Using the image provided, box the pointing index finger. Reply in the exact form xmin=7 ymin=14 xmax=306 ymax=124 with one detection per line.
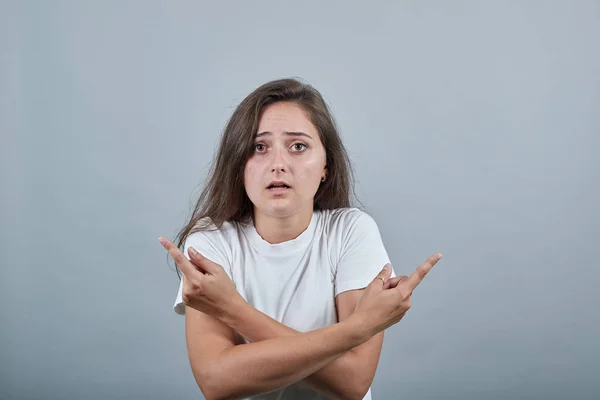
xmin=158 ymin=237 xmax=194 ymax=278
xmin=405 ymin=253 xmax=443 ymax=291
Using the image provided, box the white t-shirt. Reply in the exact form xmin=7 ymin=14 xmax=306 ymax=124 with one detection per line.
xmin=173 ymin=207 xmax=395 ymax=400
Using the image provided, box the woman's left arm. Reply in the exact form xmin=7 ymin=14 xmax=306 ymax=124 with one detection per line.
xmin=221 ymin=288 xmax=385 ymax=400
xmin=182 ymin=240 xmax=390 ymax=400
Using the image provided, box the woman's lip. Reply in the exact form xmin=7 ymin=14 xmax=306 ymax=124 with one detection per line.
xmin=266 ymin=187 xmax=291 ymax=194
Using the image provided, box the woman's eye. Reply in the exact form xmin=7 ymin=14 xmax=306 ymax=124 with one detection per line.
xmin=254 ymin=143 xmax=266 ymax=152
xmin=292 ymin=143 xmax=307 ymax=151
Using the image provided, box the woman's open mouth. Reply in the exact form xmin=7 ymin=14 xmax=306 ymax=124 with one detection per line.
xmin=267 ymin=183 xmax=291 ymax=194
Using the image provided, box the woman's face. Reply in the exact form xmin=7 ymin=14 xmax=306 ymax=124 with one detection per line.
xmin=243 ymin=101 xmax=327 ymax=218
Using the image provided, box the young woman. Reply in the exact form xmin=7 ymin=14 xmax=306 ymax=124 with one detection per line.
xmin=159 ymin=78 xmax=442 ymax=400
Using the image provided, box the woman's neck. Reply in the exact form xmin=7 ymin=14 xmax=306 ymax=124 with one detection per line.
xmin=253 ymin=207 xmax=313 ymax=244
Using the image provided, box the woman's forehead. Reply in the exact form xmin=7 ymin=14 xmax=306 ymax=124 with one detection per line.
xmin=257 ymin=102 xmax=316 ymax=133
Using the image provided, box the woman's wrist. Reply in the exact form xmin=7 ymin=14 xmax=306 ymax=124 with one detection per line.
xmin=219 ymin=295 xmax=251 ymax=328
xmin=344 ymin=311 xmax=378 ymax=344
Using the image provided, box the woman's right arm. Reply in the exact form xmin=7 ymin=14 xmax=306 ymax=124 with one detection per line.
xmin=185 ymin=305 xmax=373 ymax=400
xmin=158 ymin=236 xmax=372 ymax=399
xmin=160 ymin=236 xmax=441 ymax=399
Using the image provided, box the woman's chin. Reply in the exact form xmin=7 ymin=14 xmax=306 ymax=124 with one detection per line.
xmin=256 ymin=201 xmax=304 ymax=218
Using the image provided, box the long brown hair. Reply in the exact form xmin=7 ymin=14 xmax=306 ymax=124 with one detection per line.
xmin=173 ymin=78 xmax=359 ymax=274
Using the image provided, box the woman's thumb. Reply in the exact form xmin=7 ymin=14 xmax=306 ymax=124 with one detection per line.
xmin=382 ymin=263 xmax=392 ymax=277
xmin=373 ymin=263 xmax=392 ymax=286
xmin=188 ymin=247 xmax=219 ymax=274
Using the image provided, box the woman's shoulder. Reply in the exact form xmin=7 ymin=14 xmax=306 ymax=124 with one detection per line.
xmin=318 ymin=207 xmax=377 ymax=232
xmin=185 ymin=217 xmax=244 ymax=245
xmin=316 ymin=208 xmax=384 ymax=261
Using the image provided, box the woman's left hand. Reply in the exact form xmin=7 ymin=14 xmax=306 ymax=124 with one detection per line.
xmin=159 ymin=237 xmax=246 ymax=320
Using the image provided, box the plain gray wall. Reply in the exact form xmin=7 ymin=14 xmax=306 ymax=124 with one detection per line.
xmin=1 ymin=1 xmax=599 ymax=399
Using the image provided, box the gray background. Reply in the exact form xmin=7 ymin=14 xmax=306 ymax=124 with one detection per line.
xmin=1 ymin=1 xmax=599 ymax=399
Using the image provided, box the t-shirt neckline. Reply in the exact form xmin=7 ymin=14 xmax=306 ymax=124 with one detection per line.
xmin=247 ymin=211 xmax=319 ymax=255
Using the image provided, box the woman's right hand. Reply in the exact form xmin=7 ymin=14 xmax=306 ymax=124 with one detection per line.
xmin=158 ymin=236 xmax=247 ymax=321
xmin=353 ymin=253 xmax=443 ymax=336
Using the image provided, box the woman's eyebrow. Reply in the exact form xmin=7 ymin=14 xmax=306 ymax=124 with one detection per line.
xmin=254 ymin=131 xmax=313 ymax=140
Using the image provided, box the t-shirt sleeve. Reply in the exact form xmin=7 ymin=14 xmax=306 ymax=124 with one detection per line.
xmin=173 ymin=230 xmax=232 ymax=315
xmin=334 ymin=210 xmax=396 ymax=297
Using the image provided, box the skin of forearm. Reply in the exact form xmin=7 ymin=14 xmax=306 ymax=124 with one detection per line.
xmin=221 ymin=302 xmax=374 ymax=400
xmin=201 ymin=314 xmax=371 ymax=400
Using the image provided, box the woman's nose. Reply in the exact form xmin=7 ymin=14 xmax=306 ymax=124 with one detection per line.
xmin=270 ymin=148 xmax=287 ymax=172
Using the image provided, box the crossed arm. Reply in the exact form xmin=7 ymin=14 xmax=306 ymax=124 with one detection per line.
xmin=162 ymin=232 xmax=440 ymax=400
xmin=185 ymin=289 xmax=384 ymax=400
